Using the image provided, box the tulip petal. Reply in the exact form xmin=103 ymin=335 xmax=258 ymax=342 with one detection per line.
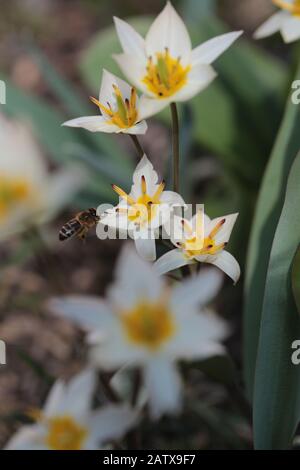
xmin=281 ymin=15 xmax=300 ymax=43
xmin=99 ymin=208 xmax=130 ymax=234
xmin=191 ymin=210 xmax=211 ymax=233
xmin=197 ymin=250 xmax=240 ymax=284
xmin=43 ymin=381 xmax=65 ymax=416
xmin=89 ymin=338 xmax=145 ymax=370
xmin=60 ymin=370 xmax=96 ymax=417
xmin=87 ymin=405 xmax=139 ymax=446
xmin=109 ymin=244 xmax=163 ymax=311
xmin=171 ymin=269 xmax=223 ymax=311
xmin=113 ymin=53 xmax=148 ymax=94
xmin=160 ymin=190 xmax=186 ymax=207
xmin=138 ymin=95 xmax=169 ymax=120
xmin=154 ymin=248 xmax=192 ymax=276
xmin=131 ymin=154 xmax=159 ymax=197
xmin=144 ymin=359 xmax=182 ymax=419
xmin=123 ymin=120 xmax=148 ymax=135
xmin=253 ymin=11 xmax=287 ymax=39
xmin=208 ymin=212 xmax=238 ymax=245
xmin=145 ymin=2 xmax=191 ymax=64
xmin=192 ymin=31 xmax=243 ymax=65
xmin=166 ymin=310 xmax=228 ymax=360
xmin=99 ymin=69 xmax=132 ymax=105
xmin=134 ymin=233 xmax=157 ymax=261
xmin=5 ymin=425 xmax=44 ymax=450
xmin=174 ymin=64 xmax=217 ymax=102
xmin=48 ymin=295 xmax=113 ymax=330
xmin=113 ymin=16 xmax=146 ymax=61
xmin=62 ymin=116 xmax=119 ymax=133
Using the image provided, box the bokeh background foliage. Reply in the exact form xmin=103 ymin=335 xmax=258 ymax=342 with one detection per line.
xmin=1 ymin=0 xmax=300 ymax=449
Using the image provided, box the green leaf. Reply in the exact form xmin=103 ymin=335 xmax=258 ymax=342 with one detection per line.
xmin=243 ymin=65 xmax=300 ymax=399
xmin=190 ymin=17 xmax=287 ymax=185
xmin=197 ymin=354 xmax=237 ymax=386
xmin=253 ymin=151 xmax=300 ymax=449
xmin=3 ymin=78 xmax=83 ymax=165
xmin=29 ymin=45 xmax=92 ymax=117
xmin=66 ymin=143 xmax=132 ymax=188
xmin=182 ymin=0 xmax=216 ymax=22
xmin=2 ymin=78 xmax=132 ymax=202
xmin=27 ymin=47 xmax=132 ymax=171
xmin=17 ymin=347 xmax=54 ymax=385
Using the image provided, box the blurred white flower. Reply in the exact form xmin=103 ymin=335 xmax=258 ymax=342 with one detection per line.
xmin=155 ymin=211 xmax=240 ymax=284
xmin=113 ymin=2 xmax=242 ymax=118
xmin=254 ymin=0 xmax=300 ymax=43
xmin=0 ymin=113 xmax=83 ymax=241
xmin=49 ymin=245 xmax=228 ymax=420
xmin=99 ymin=155 xmax=185 ymax=261
xmin=5 ymin=370 xmax=138 ymax=450
xmin=63 ymin=70 xmax=147 ymax=135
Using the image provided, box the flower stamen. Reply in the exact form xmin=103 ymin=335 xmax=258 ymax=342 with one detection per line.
xmin=90 ymin=84 xmax=139 ymax=128
xmin=112 ymin=177 xmax=165 ymax=226
xmin=208 ymin=218 xmax=225 ymax=239
xmin=152 ymin=180 xmax=165 ymax=200
xmin=0 ymin=175 xmax=31 ymax=219
xmin=90 ymin=96 xmax=113 ymax=117
xmin=273 ymin=0 xmax=300 ymax=16
xmin=26 ymin=408 xmax=87 ymax=450
xmin=112 ymin=184 xmax=135 ymax=205
xmin=142 ymin=48 xmax=191 ymax=99
xmin=121 ymin=297 xmax=175 ymax=350
xmin=46 ymin=416 xmax=87 ymax=451
xmin=141 ymin=175 xmax=147 ymax=194
xmin=179 ymin=218 xmax=228 ymax=258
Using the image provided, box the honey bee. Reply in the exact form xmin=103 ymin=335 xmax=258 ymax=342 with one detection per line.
xmin=59 ymin=208 xmax=100 ymax=242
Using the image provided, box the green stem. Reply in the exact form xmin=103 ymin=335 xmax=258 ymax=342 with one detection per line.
xmin=170 ymin=102 xmax=180 ymax=193
xmin=129 ymin=134 xmax=144 ymax=159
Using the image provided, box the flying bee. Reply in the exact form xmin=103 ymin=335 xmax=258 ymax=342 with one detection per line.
xmin=59 ymin=208 xmax=100 ymax=242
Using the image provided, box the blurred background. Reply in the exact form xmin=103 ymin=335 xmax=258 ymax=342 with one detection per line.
xmin=0 ymin=0 xmax=295 ymax=449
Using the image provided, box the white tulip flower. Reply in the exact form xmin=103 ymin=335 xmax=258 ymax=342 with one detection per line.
xmin=99 ymin=154 xmax=185 ymax=261
xmin=0 ymin=113 xmax=83 ymax=241
xmin=63 ymin=69 xmax=147 ymax=135
xmin=5 ymin=370 xmax=138 ymax=450
xmin=113 ymin=2 xmax=242 ymax=118
xmin=155 ymin=211 xmax=240 ymax=284
xmin=254 ymin=1 xmax=300 ymax=43
xmin=49 ymin=245 xmax=228 ymax=420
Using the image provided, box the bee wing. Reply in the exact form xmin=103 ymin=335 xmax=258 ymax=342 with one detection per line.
xmin=77 ymin=227 xmax=88 ymax=242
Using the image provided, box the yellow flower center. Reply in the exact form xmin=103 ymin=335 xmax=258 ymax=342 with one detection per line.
xmin=142 ymin=48 xmax=191 ymax=99
xmin=273 ymin=0 xmax=300 ymax=16
xmin=178 ymin=217 xmax=227 ymax=259
xmin=112 ymin=176 xmax=165 ymax=227
xmin=0 ymin=175 xmax=31 ymax=220
xmin=121 ymin=298 xmax=175 ymax=350
xmin=90 ymin=85 xmax=138 ymax=129
xmin=45 ymin=415 xmax=88 ymax=451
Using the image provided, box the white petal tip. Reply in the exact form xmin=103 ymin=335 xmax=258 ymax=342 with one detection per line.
xmin=61 ymin=119 xmax=78 ymax=128
xmin=235 ymin=30 xmax=244 ymax=38
xmin=253 ymin=31 xmax=265 ymax=40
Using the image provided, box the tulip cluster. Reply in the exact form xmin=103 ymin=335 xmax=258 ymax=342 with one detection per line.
xmin=6 ymin=2 xmax=244 ymax=450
